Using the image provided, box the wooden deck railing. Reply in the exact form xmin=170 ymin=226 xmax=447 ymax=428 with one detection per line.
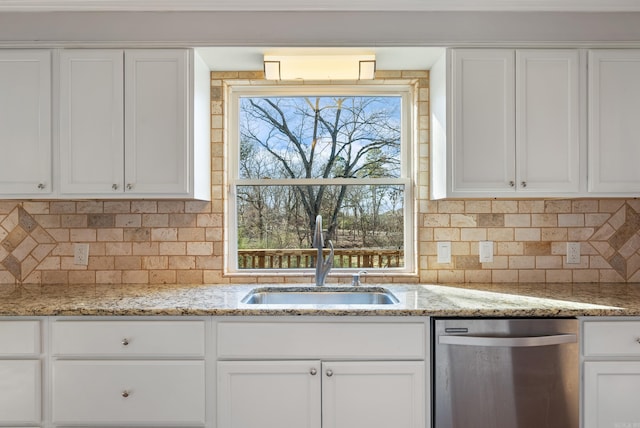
xmin=238 ymin=248 xmax=404 ymax=269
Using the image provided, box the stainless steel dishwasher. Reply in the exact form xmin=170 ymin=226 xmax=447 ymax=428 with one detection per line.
xmin=433 ymin=318 xmax=579 ymax=428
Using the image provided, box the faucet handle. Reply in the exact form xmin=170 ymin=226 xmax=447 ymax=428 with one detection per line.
xmin=351 ymin=270 xmax=367 ymax=286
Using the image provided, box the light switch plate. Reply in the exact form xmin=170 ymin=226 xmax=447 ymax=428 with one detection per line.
xmin=437 ymin=242 xmax=451 ymax=264
xmin=479 ymin=241 xmax=494 ymax=263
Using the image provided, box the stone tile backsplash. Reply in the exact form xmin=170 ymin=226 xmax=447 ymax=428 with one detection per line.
xmin=0 ymin=70 xmax=638 ymax=285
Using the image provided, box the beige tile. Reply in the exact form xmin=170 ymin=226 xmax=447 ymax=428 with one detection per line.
xmin=518 ymin=270 xmax=546 ymax=282
xmin=509 ymin=256 xmax=535 ymax=269
xmin=123 ymin=270 xmax=149 ymax=284
xmin=546 ymin=270 xmax=573 ymax=282
xmin=169 ymin=256 xmax=196 ymax=270
xmin=515 ymin=228 xmax=541 ymax=241
xmin=149 ymin=270 xmax=176 ymax=284
xmin=558 ymin=214 xmax=585 ymax=227
xmin=460 ymin=228 xmax=487 ymax=241
xmin=177 ymin=270 xmax=204 ymax=284
xmin=536 ymin=256 xmax=563 ymax=269
xmin=505 ymin=214 xmax=531 ymax=227
xmin=492 ymin=270 xmax=519 ymax=283
xmin=464 ymin=270 xmax=492 ymax=283
xmin=187 ymin=242 xmax=214 ymax=256
xmin=572 ymin=269 xmax=600 ymax=283
xmin=159 ymin=242 xmax=186 ymax=256
xmin=151 ymin=228 xmax=178 ymax=242
xmin=96 ymin=270 xmax=122 ymax=284
xmin=97 ymin=229 xmax=124 ymax=242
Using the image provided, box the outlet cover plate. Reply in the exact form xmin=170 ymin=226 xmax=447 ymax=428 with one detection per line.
xmin=567 ymin=242 xmax=581 ymax=264
xmin=74 ymin=243 xmax=90 ymax=266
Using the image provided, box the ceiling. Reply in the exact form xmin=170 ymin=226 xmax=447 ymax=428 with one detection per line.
xmin=2 ymin=0 xmax=640 ymax=11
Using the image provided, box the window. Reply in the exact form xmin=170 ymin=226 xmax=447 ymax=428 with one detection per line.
xmin=228 ymin=84 xmax=415 ymax=274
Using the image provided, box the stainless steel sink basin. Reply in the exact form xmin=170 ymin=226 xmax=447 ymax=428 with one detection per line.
xmin=241 ymin=287 xmax=399 ymax=305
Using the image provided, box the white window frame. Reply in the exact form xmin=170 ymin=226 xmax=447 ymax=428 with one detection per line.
xmin=226 ymin=83 xmax=416 ymax=276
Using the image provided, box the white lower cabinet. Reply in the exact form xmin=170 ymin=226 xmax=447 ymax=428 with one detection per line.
xmin=216 ymin=318 xmax=428 ymax=428
xmin=218 ymin=360 xmax=424 ymax=428
xmin=0 ymin=320 xmax=42 ymax=427
xmin=582 ymin=319 xmax=640 ymax=428
xmin=50 ymin=318 xmax=207 ymax=427
xmin=218 ymin=360 xmax=322 ymax=428
xmin=0 ymin=360 xmax=41 ymax=425
xmin=52 ymin=360 xmax=205 ymax=425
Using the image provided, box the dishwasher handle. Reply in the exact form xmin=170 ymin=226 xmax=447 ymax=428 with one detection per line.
xmin=438 ymin=333 xmax=577 ymax=348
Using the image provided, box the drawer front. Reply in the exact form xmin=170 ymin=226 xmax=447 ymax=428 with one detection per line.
xmin=217 ymin=321 xmax=426 ymax=359
xmin=0 ymin=360 xmax=41 ymax=424
xmin=52 ymin=320 xmax=205 ymax=357
xmin=0 ymin=321 xmax=40 ymax=355
xmin=52 ymin=360 xmax=205 ymax=425
xmin=583 ymin=321 xmax=640 ymax=357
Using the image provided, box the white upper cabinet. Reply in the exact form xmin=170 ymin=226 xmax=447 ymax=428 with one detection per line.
xmin=59 ymin=50 xmax=124 ymax=195
xmin=59 ymin=48 xmax=211 ymax=200
xmin=588 ymin=50 xmax=640 ymax=195
xmin=431 ymin=48 xmax=584 ymax=198
xmin=124 ymin=50 xmax=189 ymax=196
xmin=516 ymin=50 xmax=582 ymax=194
xmin=0 ymin=50 xmax=52 ymax=197
xmin=450 ymin=49 xmax=516 ymax=195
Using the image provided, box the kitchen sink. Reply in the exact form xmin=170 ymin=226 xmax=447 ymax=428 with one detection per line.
xmin=241 ymin=287 xmax=399 ymax=305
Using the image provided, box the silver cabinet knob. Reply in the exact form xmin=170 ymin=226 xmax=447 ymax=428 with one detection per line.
xmin=112 ymin=184 xmax=119 ymax=190
xmin=121 ymin=390 xmax=130 ymax=398
xmin=521 ymin=181 xmax=527 ymax=188
xmin=310 ymin=368 xmax=317 ymax=376
xmin=37 ymin=183 xmax=46 ymax=190
xmin=636 ymin=337 xmax=640 ymax=344
xmin=509 ymin=181 xmax=515 ymax=187
xmin=126 ymin=183 xmax=133 ymax=190
xmin=121 ymin=338 xmax=129 ymax=346
xmin=326 ymin=369 xmax=333 ymax=377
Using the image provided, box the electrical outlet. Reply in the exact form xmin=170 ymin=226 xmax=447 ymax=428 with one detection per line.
xmin=437 ymin=242 xmax=452 ymax=264
xmin=567 ymin=242 xmax=581 ymax=264
xmin=74 ymin=243 xmax=90 ymax=266
xmin=479 ymin=241 xmax=494 ymax=263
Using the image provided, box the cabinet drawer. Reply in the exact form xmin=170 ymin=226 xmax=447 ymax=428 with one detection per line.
xmin=583 ymin=321 xmax=640 ymax=357
xmin=0 ymin=321 xmax=40 ymax=355
xmin=0 ymin=360 xmax=41 ymax=424
xmin=52 ymin=360 xmax=205 ymax=425
xmin=217 ymin=321 xmax=426 ymax=359
xmin=52 ymin=320 xmax=205 ymax=357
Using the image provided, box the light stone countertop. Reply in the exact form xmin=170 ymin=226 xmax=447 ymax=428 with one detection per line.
xmin=0 ymin=282 xmax=638 ymax=317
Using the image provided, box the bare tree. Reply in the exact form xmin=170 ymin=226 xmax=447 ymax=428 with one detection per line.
xmin=239 ymin=96 xmax=400 ymax=247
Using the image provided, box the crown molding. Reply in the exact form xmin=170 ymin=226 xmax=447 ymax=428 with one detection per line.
xmin=2 ymin=0 xmax=640 ymax=12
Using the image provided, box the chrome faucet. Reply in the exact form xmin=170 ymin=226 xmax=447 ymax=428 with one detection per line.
xmin=313 ymin=215 xmax=334 ymax=286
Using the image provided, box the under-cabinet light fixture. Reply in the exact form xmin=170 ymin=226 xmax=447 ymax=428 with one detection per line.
xmin=263 ymin=54 xmax=376 ymax=81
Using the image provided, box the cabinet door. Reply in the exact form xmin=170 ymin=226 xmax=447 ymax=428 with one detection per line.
xmin=584 ymin=361 xmax=640 ymax=428
xmin=0 ymin=360 xmax=41 ymax=424
xmin=124 ymin=49 xmax=189 ymax=196
xmin=217 ymin=360 xmax=321 ymax=428
xmin=0 ymin=50 xmax=51 ymax=196
xmin=516 ymin=50 xmax=582 ymax=193
xmin=322 ymin=361 xmax=425 ymax=428
xmin=450 ymin=49 xmax=515 ymax=194
xmin=59 ymin=49 xmax=125 ymax=195
xmin=589 ymin=50 xmax=640 ymax=194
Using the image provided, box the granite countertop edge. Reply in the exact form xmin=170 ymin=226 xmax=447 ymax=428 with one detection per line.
xmin=0 ymin=282 xmax=638 ymax=317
